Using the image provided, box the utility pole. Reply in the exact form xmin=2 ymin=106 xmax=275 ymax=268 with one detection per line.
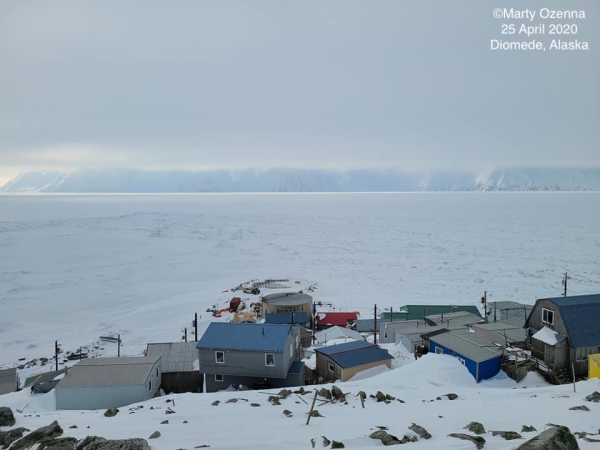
xmin=390 ymin=306 xmax=393 ymax=322
xmin=562 ymin=272 xmax=570 ymax=297
xmin=55 ymin=340 xmax=59 ymax=371
xmin=481 ymin=291 xmax=487 ymax=324
xmin=118 ymin=334 xmax=121 ymax=357
xmin=184 ymin=328 xmax=188 ymax=342
xmin=194 ymin=313 xmax=198 ymax=341
xmin=493 ymin=301 xmax=497 ymax=323
xmin=374 ymin=304 xmax=378 ymax=344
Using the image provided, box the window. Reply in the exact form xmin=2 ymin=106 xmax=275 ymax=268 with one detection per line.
xmin=435 ymin=347 xmax=444 ymax=354
xmin=149 ymin=380 xmax=152 ymax=391
xmin=328 ymin=363 xmax=335 ymax=373
xmin=265 ymin=353 xmax=275 ymax=366
xmin=542 ymin=308 xmax=554 ymax=325
xmin=215 ymin=351 xmax=224 ymax=363
xmin=215 ymin=374 xmax=223 ymax=382
xmin=457 ymin=357 xmax=466 ymax=365
xmin=156 ymin=368 xmax=158 ymax=377
xmin=384 ymin=331 xmax=388 ymax=339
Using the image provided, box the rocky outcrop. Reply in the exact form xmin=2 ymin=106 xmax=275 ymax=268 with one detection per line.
xmin=1 ymin=427 xmax=30 ymax=449
xmin=0 ymin=408 xmax=15 ymax=427
xmin=522 ymin=426 xmax=537 ymax=433
xmin=584 ymin=391 xmax=600 ymax=403
xmin=9 ymin=421 xmax=63 ymax=450
xmin=490 ymin=431 xmax=522 ymax=440
xmin=517 ymin=426 xmax=579 ymax=450
xmin=75 ymin=437 xmax=150 ymax=450
xmin=148 ymin=432 xmax=160 ymax=440
xmin=38 ymin=437 xmax=78 ymax=450
xmin=103 ymin=408 xmax=119 ymax=418
xmin=464 ymin=422 xmax=486 ymax=435
xmin=449 ymin=433 xmax=486 ymax=449
xmin=409 ymin=423 xmax=431 ymax=439
xmin=568 ymin=405 xmax=589 ymax=411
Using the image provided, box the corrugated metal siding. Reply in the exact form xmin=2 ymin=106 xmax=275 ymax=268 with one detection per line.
xmin=196 ymin=323 xmax=291 ymax=351
xmin=558 ymin=304 xmax=600 ymax=348
xmin=315 ymin=341 xmax=392 ymax=369
xmin=146 ymin=342 xmax=198 ymax=373
xmin=429 ymin=331 xmax=501 ymax=363
xmin=264 ymin=312 xmax=309 ymax=325
xmin=0 ymin=368 xmax=17 ymax=395
xmin=425 ymin=311 xmax=483 ymax=330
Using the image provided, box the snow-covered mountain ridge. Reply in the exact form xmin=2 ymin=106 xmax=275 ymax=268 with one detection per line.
xmin=2 ymin=168 xmax=600 ymax=193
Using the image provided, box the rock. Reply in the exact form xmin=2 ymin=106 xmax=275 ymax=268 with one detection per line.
xmin=268 ymin=396 xmax=281 ymax=406
xmin=194 ymin=446 xmax=210 ymax=448
xmin=318 ymin=388 xmax=331 ymax=400
xmin=444 ymin=393 xmax=459 ymax=400
xmin=165 ymin=407 xmax=175 ymax=414
xmin=0 ymin=408 xmax=16 ymax=427
xmin=385 ymin=394 xmax=395 ymax=401
xmin=310 ymin=438 xmax=316 ymax=448
xmin=409 ymin=423 xmax=432 ymax=439
xmin=399 ymin=435 xmax=418 ymax=444
xmin=464 ymin=422 xmax=486 ymax=435
xmin=368 ymin=431 xmax=402 ymax=446
xmin=283 ymin=410 xmax=293 ymax=417
xmin=584 ymin=391 xmax=600 ymax=402
xmin=10 ymin=421 xmax=63 ymax=450
xmin=226 ymin=398 xmax=238 ymax=403
xmin=331 ymin=385 xmax=343 ymax=399
xmin=517 ymin=426 xmax=579 ymax=450
xmin=211 ymin=401 xmax=220 ymax=406
xmin=331 ymin=441 xmax=344 ymax=449
xmin=375 ymin=391 xmax=386 ymax=402
xmin=357 ymin=391 xmax=367 ymax=400
xmin=569 ymin=405 xmax=590 ymax=411
xmin=160 ymin=420 xmax=168 ymax=425
xmin=103 ymin=408 xmax=119 ymax=418
xmin=75 ymin=437 xmax=150 ymax=450
xmin=491 ymin=431 xmax=522 ymax=440
xmin=522 ymin=426 xmax=537 ymax=433
xmin=279 ymin=389 xmax=292 ymax=398
xmin=449 ymin=433 xmax=486 ymax=449
xmin=183 ymin=421 xmax=188 ymax=424
xmin=38 ymin=437 xmax=78 ymax=450
xmin=321 ymin=436 xmax=331 ymax=447
xmin=309 ymin=410 xmax=323 ymax=418
xmin=69 ymin=426 xmax=78 ymax=429
xmin=583 ymin=436 xmax=600 ymax=443
xmin=545 ymin=424 xmax=571 ymax=433
xmin=148 ymin=432 xmax=160 ymax=440
xmin=0 ymin=428 xmax=30 ymax=448
xmin=250 ymin=403 xmax=260 ymax=407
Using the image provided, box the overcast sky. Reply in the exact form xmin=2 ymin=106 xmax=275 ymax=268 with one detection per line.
xmin=0 ymin=1 xmax=598 ymax=184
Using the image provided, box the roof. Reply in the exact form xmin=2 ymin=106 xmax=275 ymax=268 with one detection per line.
xmin=430 ymin=330 xmax=502 ymax=363
xmin=196 ymin=322 xmax=292 ymax=352
xmin=288 ymin=360 xmax=305 ymax=374
xmin=425 ymin=311 xmax=483 ymax=330
xmin=532 ymin=327 xmax=567 ymax=346
xmin=526 ymin=294 xmax=600 ymax=348
xmin=262 ymin=292 xmax=313 ymax=306
xmin=316 ymin=312 xmax=359 ymax=327
xmin=264 ymin=312 xmax=309 ymax=325
xmin=314 ymin=326 xmax=364 ymax=344
xmin=146 ymin=342 xmax=198 ymax=373
xmin=386 ymin=324 xmax=446 ymax=342
xmin=55 ymin=356 xmax=160 ymax=389
xmin=356 ymin=318 xmax=405 ymax=332
xmin=396 ymin=305 xmax=483 ymax=320
xmin=471 ymin=322 xmax=527 ymax=345
xmin=379 ymin=312 xmax=409 ymax=320
xmin=315 ymin=340 xmax=392 ymax=369
xmin=23 ymin=368 xmax=67 ymax=388
xmin=0 ymin=368 xmax=18 ymax=395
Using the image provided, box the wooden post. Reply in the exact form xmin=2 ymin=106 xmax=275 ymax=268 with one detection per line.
xmin=360 ymin=394 xmax=365 ymax=409
xmin=118 ymin=334 xmax=121 ymax=357
xmin=195 ymin=312 xmax=198 ymax=341
xmin=374 ymin=304 xmax=378 ymax=344
xmin=572 ymin=362 xmax=576 ymax=393
xmin=184 ymin=328 xmax=188 ymax=342
xmin=306 ymin=390 xmax=319 ymax=425
xmin=55 ymin=340 xmax=59 ymax=371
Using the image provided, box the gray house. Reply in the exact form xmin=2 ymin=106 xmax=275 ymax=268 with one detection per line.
xmin=425 ymin=311 xmax=483 ymax=331
xmin=379 ymin=321 xmax=446 ymax=353
xmin=197 ymin=322 xmax=304 ymax=393
xmin=0 ymin=368 xmax=18 ymax=395
xmin=55 ymin=356 xmax=162 ymax=410
xmin=525 ymin=294 xmax=600 ymax=379
xmin=146 ymin=342 xmax=203 ymax=393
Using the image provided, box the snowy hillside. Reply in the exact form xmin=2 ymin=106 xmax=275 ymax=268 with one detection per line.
xmin=3 ymin=168 xmax=600 ymax=193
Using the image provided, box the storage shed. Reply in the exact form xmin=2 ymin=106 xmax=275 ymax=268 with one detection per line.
xmin=146 ymin=342 xmax=202 ymax=393
xmin=314 ymin=340 xmax=392 ymax=382
xmin=262 ymin=292 xmax=313 ymax=322
xmin=55 ymin=356 xmax=161 ymax=410
xmin=429 ymin=330 xmax=502 ymax=382
xmin=0 ymin=368 xmax=18 ymax=395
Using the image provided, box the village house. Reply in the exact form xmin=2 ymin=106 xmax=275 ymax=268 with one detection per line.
xmin=487 ymin=301 xmax=532 ymax=323
xmin=197 ymin=322 xmax=304 ymax=392
xmin=425 ymin=311 xmax=483 ymax=331
xmin=0 ymin=368 xmax=18 ymax=395
xmin=314 ymin=326 xmax=364 ymax=344
xmin=55 ymin=356 xmax=162 ymax=410
xmin=146 ymin=341 xmax=203 ymax=393
xmin=428 ymin=330 xmax=502 ymax=382
xmin=379 ymin=321 xmax=446 ymax=353
xmin=471 ymin=321 xmax=527 ymax=346
xmin=525 ymin=293 xmax=600 ymax=379
xmin=314 ymin=340 xmax=393 ymax=382
xmin=315 ymin=311 xmax=359 ymax=330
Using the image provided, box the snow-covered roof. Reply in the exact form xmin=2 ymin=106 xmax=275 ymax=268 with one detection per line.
xmin=532 ymin=327 xmax=566 ymax=346
xmin=314 ymin=326 xmax=364 ymax=344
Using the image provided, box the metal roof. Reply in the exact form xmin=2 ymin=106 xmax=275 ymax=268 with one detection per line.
xmin=527 ymin=294 xmax=600 ymax=348
xmin=356 ymin=318 xmax=405 ymax=332
xmin=316 ymin=312 xmax=358 ymax=327
xmin=315 ymin=341 xmax=392 ymax=369
xmin=146 ymin=342 xmax=198 ymax=373
xmin=396 ymin=305 xmax=482 ymax=320
xmin=23 ymin=368 xmax=67 ymax=388
xmin=0 ymin=368 xmax=17 ymax=395
xmin=262 ymin=292 xmax=313 ymax=306
xmin=196 ymin=322 xmax=291 ymax=352
xmin=288 ymin=360 xmax=305 ymax=374
xmin=425 ymin=311 xmax=483 ymax=330
xmin=388 ymin=325 xmax=446 ymax=342
xmin=55 ymin=356 xmax=160 ymax=389
xmin=264 ymin=312 xmax=309 ymax=325
xmin=314 ymin=326 xmax=364 ymax=344
xmin=471 ymin=322 xmax=527 ymax=345
xmin=430 ymin=330 xmax=502 ymax=363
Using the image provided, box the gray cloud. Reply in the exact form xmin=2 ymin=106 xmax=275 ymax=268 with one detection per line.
xmin=0 ymin=0 xmax=598 ymax=183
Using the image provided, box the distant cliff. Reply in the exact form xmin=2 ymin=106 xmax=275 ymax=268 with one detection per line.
xmin=2 ymin=168 xmax=600 ymax=193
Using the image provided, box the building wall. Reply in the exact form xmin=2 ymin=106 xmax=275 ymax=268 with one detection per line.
xmin=205 ymin=369 xmax=305 ymax=393
xmin=589 ymin=354 xmax=600 ymax=379
xmin=341 ymin=359 xmax=391 ymax=382
xmin=527 ymin=300 xmax=568 ymax=337
xmin=477 ymin=356 xmax=502 ymax=381
xmin=262 ymin=301 xmax=312 ymax=322
xmin=429 ymin=341 xmax=501 ymax=382
xmin=315 ymin=353 xmax=342 ymax=383
xmin=161 ymin=372 xmax=203 ymax=394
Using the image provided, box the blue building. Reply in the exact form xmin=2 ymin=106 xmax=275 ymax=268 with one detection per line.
xmin=429 ymin=330 xmax=502 ymax=382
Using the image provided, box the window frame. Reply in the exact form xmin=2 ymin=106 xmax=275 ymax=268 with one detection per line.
xmin=265 ymin=353 xmax=275 ymax=366
xmin=435 ymin=347 xmax=444 ymax=354
xmin=542 ymin=308 xmax=554 ymax=325
xmin=328 ymin=363 xmax=335 ymax=373
xmin=215 ymin=351 xmax=224 ymax=364
xmin=215 ymin=374 xmax=223 ymax=382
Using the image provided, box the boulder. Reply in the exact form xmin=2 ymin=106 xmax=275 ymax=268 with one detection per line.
xmin=583 ymin=436 xmax=600 ymax=443
xmin=568 ymin=405 xmax=589 ymax=411
xmin=10 ymin=421 xmax=63 ymax=450
xmin=444 ymin=393 xmax=459 ymax=400
xmin=357 ymin=391 xmax=367 ymax=400
xmin=0 ymin=408 xmax=15 ymax=427
xmin=464 ymin=422 xmax=486 ymax=435
xmin=103 ymin=408 xmax=119 ymax=418
xmin=321 ymin=436 xmax=331 ymax=447
xmin=250 ymin=403 xmax=260 ymax=407
xmin=279 ymin=389 xmax=292 ymax=398
xmin=522 ymin=426 xmax=537 ymax=433
xmin=369 ymin=430 xmax=401 ymax=446
xmin=409 ymin=423 xmax=432 ymax=439
xmin=375 ymin=391 xmax=386 ymax=402
xmin=449 ymin=433 xmax=486 ymax=449
xmin=160 ymin=420 xmax=168 ymax=425
xmin=211 ymin=401 xmax=220 ymax=406
xmin=226 ymin=398 xmax=238 ymax=404
xmin=331 ymin=385 xmax=343 ymax=399
xmin=75 ymin=437 xmax=150 ymax=450
xmin=318 ymin=388 xmax=331 ymax=400
xmin=491 ymin=431 xmax=522 ymax=440
xmin=282 ymin=410 xmax=292 ymax=417
xmin=545 ymin=424 xmax=571 ymax=433
xmin=38 ymin=437 xmax=78 ymax=450
xmin=0 ymin=428 xmax=30 ymax=448
xmin=309 ymin=410 xmax=323 ymax=418
xmin=148 ymin=432 xmax=160 ymax=440
xmin=517 ymin=427 xmax=579 ymax=450
xmin=331 ymin=441 xmax=344 ymax=448
xmin=584 ymin=391 xmax=600 ymax=403
xmin=268 ymin=397 xmax=281 ymax=406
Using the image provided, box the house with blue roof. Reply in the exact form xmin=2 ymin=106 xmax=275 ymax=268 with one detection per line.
xmin=525 ymin=293 xmax=600 ymax=378
xmin=314 ymin=340 xmax=392 ymax=382
xmin=197 ymin=322 xmax=304 ymax=392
